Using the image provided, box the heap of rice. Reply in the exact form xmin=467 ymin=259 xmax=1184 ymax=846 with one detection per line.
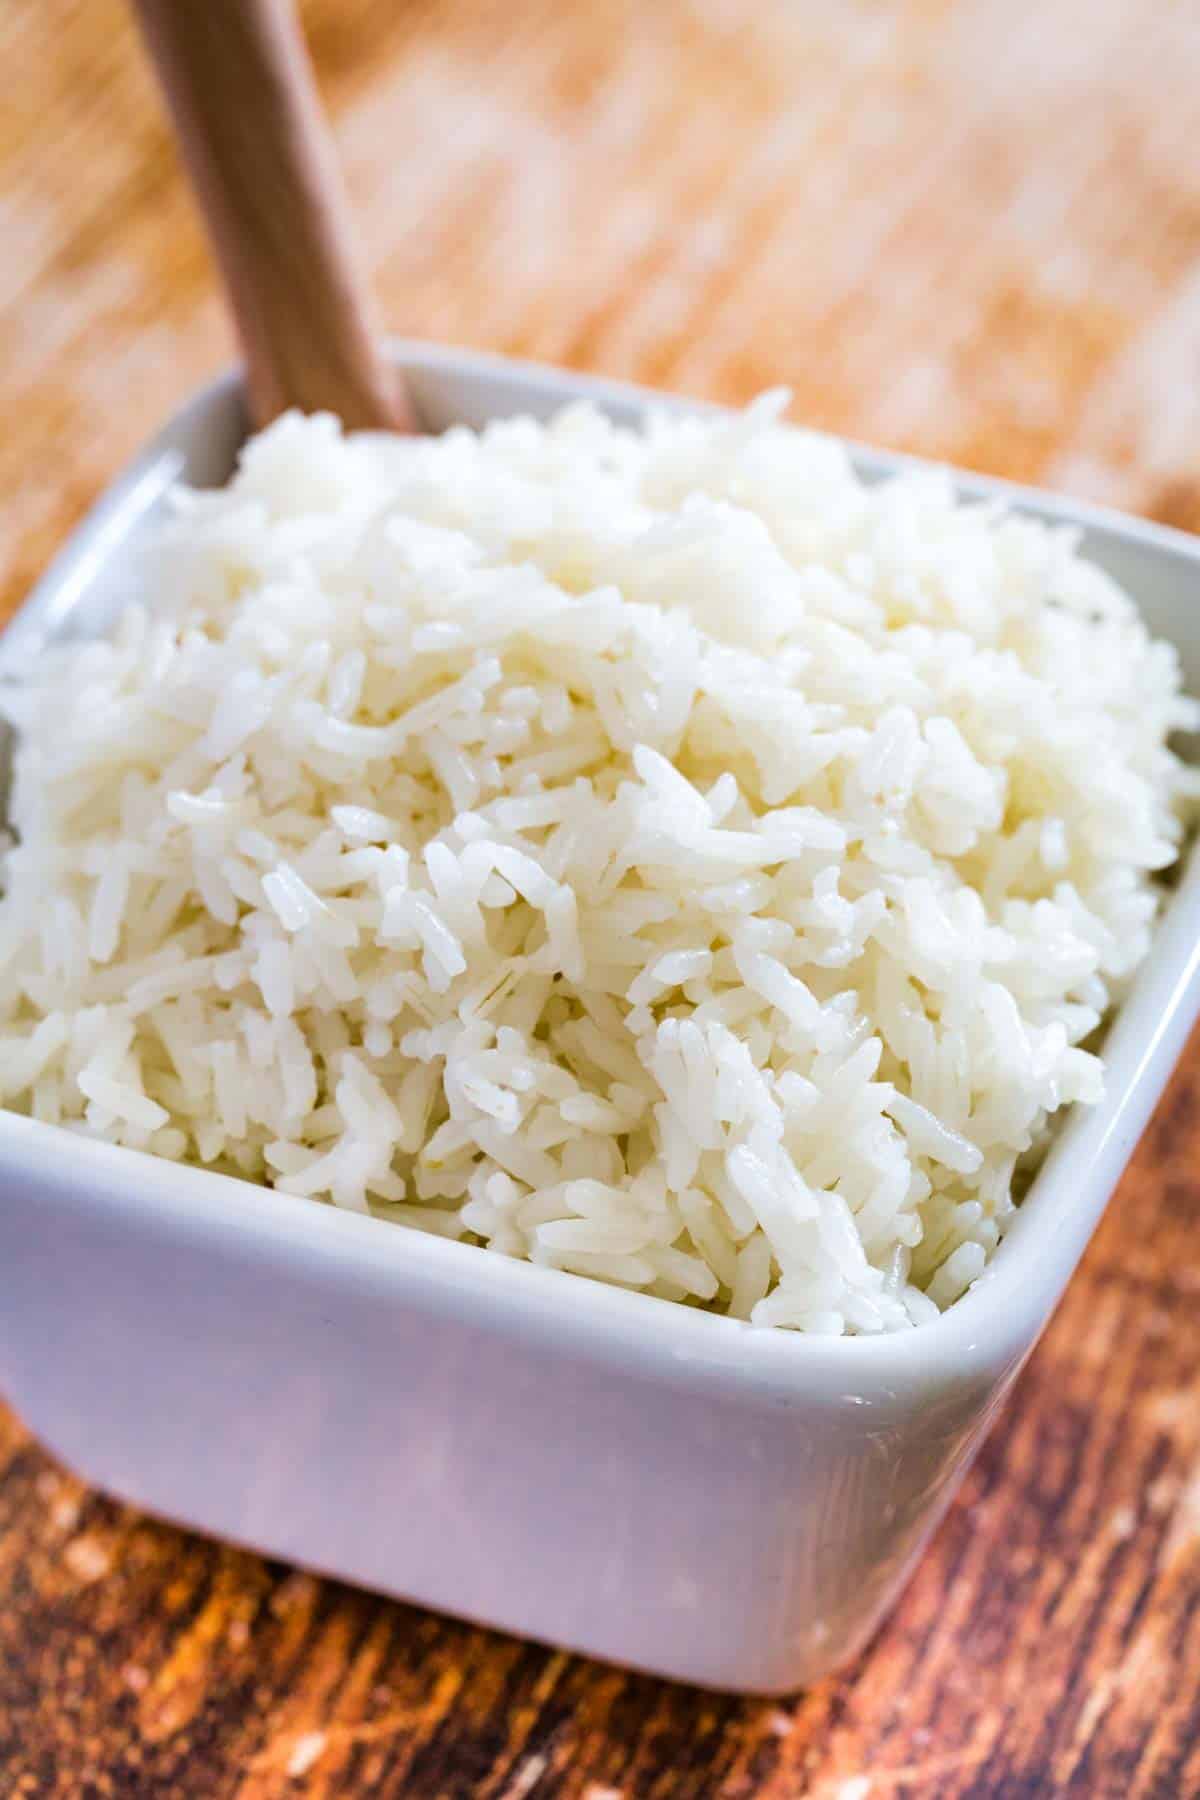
xmin=0 ymin=397 xmax=1193 ymax=1333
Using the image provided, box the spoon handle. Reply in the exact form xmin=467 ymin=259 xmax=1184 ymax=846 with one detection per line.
xmin=130 ymin=0 xmax=413 ymax=431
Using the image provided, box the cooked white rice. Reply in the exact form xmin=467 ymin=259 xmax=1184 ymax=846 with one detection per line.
xmin=0 ymin=396 xmax=1193 ymax=1333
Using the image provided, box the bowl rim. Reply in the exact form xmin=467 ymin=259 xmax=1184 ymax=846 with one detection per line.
xmin=3 ymin=337 xmax=1199 ymax=1396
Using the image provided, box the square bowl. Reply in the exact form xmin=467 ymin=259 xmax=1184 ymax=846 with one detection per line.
xmin=1 ymin=342 xmax=1198 ymax=1695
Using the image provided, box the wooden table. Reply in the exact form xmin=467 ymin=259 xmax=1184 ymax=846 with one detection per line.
xmin=2 ymin=1 xmax=1198 ymax=1793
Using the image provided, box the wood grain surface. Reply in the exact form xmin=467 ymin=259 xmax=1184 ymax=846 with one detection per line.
xmin=2 ymin=1 xmax=1199 ymax=1794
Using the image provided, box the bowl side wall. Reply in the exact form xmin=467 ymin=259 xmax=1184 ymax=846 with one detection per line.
xmin=0 ymin=1153 xmax=1013 ymax=1692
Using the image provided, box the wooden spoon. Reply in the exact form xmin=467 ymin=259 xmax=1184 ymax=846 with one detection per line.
xmin=130 ymin=0 xmax=414 ymax=432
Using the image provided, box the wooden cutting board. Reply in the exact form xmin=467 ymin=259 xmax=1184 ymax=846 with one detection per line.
xmin=0 ymin=0 xmax=1197 ymax=1793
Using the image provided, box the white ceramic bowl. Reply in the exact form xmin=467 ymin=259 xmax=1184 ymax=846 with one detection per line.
xmin=1 ymin=344 xmax=1198 ymax=1695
